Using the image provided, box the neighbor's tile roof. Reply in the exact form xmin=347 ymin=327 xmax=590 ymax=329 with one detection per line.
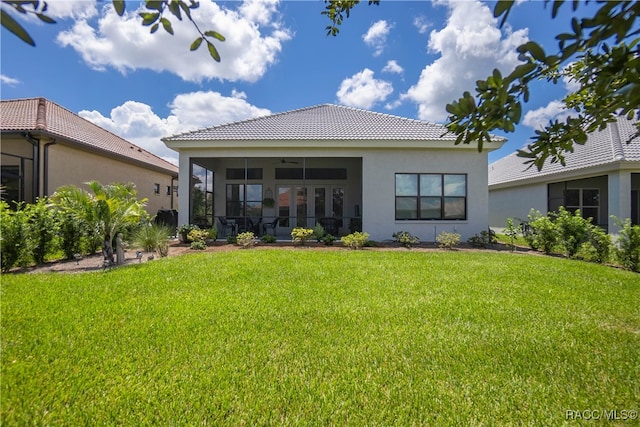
xmin=488 ymin=116 xmax=640 ymax=186
xmin=1 ymin=98 xmax=177 ymax=175
xmin=163 ymin=104 xmax=469 ymax=142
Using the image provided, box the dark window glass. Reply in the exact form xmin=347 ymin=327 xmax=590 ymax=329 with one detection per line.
xmin=226 ymin=168 xmax=263 ymax=180
xmin=395 ymin=173 xmax=466 ymax=220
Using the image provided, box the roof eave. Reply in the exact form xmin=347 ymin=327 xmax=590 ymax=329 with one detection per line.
xmin=489 ymin=159 xmax=640 ymax=190
xmin=163 ymin=138 xmax=507 ymax=152
xmin=16 ymin=130 xmax=178 ymax=177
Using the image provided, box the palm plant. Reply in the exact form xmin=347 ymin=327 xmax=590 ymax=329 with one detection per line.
xmin=51 ymin=181 xmax=148 ymax=258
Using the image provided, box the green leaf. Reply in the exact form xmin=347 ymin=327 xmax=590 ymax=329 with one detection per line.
xmin=160 ymin=17 xmax=173 ymax=34
xmin=179 ymin=1 xmax=193 ymax=19
xmin=493 ymin=0 xmax=513 ymax=18
xmin=445 ymin=102 xmax=459 ymax=115
xmin=168 ymin=1 xmax=182 ymax=20
xmin=521 ymin=41 xmax=546 ymax=62
xmin=190 ymin=37 xmax=203 ymax=51
xmin=139 ymin=12 xmax=159 ymax=25
xmin=150 ymin=22 xmax=159 ymax=33
xmin=207 ymin=40 xmax=221 ymax=62
xmin=508 ymin=63 xmax=536 ymax=81
xmin=145 ymin=1 xmax=164 ymax=11
xmin=35 ymin=13 xmax=56 ymax=24
xmin=112 ymin=0 xmax=125 ymax=16
xmin=551 ymin=0 xmax=563 ymax=19
xmin=204 ymin=30 xmax=225 ymax=41
xmin=1 ymin=9 xmax=35 ymax=46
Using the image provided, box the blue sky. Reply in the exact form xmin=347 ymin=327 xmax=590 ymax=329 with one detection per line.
xmin=1 ymin=0 xmax=591 ymax=165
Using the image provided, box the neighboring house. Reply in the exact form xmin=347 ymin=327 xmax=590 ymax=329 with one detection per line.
xmin=488 ymin=117 xmax=640 ymax=234
xmin=1 ymin=98 xmax=178 ymax=215
xmin=162 ymin=104 xmax=505 ymax=241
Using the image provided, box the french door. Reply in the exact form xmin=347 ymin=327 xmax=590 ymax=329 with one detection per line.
xmin=277 ymin=185 xmax=344 ymax=234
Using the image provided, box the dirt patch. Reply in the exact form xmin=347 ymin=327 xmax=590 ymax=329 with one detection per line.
xmin=8 ymin=240 xmax=533 ymax=274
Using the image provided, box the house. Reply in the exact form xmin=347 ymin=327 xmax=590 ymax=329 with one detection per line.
xmin=1 ymin=98 xmax=178 ymax=215
xmin=162 ymin=104 xmax=505 ymax=241
xmin=488 ymin=116 xmax=640 ymax=234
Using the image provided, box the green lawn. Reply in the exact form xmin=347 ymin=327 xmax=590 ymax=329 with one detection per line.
xmin=2 ymin=250 xmax=639 ymax=425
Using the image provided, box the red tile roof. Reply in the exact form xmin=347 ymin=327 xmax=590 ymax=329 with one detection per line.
xmin=1 ymin=98 xmax=177 ymax=175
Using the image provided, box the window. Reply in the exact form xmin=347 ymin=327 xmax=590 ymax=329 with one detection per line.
xmin=275 ymin=168 xmax=347 ymax=180
xmin=395 ymin=173 xmax=466 ymax=220
xmin=191 ymin=164 xmax=214 ymax=227
xmin=153 ymin=183 xmax=160 ymax=195
xmin=565 ymin=189 xmax=599 ymax=222
xmin=226 ymin=184 xmax=263 ymax=217
xmin=226 ymin=168 xmax=263 ymax=180
xmin=166 ymin=185 xmax=172 ymax=196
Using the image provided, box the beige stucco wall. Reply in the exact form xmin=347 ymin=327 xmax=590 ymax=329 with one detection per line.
xmin=46 ymin=143 xmax=176 ymax=215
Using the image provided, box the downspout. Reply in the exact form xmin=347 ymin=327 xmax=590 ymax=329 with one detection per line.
xmin=170 ymin=176 xmax=176 ymax=210
xmin=23 ymin=132 xmax=40 ymax=201
xmin=43 ymin=139 xmax=57 ymax=196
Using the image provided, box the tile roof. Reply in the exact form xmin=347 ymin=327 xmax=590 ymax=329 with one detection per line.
xmin=1 ymin=98 xmax=177 ymax=175
xmin=488 ymin=116 xmax=640 ymax=187
xmin=163 ymin=104 xmax=488 ymax=143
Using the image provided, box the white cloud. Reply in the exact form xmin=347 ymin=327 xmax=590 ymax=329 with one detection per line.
xmin=382 ymin=60 xmax=404 ymax=75
xmin=362 ymin=20 xmax=393 ymax=57
xmin=413 ymin=16 xmax=431 ymax=34
xmin=403 ymin=0 xmax=529 ymax=122
xmin=336 ymin=68 xmax=393 ymax=109
xmin=0 ymin=74 xmax=21 ymax=86
xmin=56 ymin=0 xmax=291 ymax=83
xmin=79 ymin=91 xmax=271 ymax=164
xmin=46 ymin=1 xmax=98 ymax=20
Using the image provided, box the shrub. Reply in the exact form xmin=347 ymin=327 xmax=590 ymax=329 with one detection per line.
xmin=555 ymin=207 xmax=591 ymax=258
xmin=188 ymin=228 xmax=209 ymax=250
xmin=24 ymin=198 xmax=60 ymax=265
xmin=58 ymin=211 xmax=89 ymax=260
xmin=392 ymin=231 xmax=420 ymax=248
xmin=583 ymin=225 xmax=611 ymax=264
xmin=437 ymin=231 xmax=460 ymax=250
xmin=236 ymin=232 xmax=257 ymax=248
xmin=504 ymin=218 xmax=521 ymax=252
xmin=132 ymin=223 xmax=172 ymax=257
xmin=313 ymin=223 xmax=326 ymax=242
xmin=187 ymin=228 xmax=209 ymax=243
xmin=613 ymin=217 xmax=640 ymax=272
xmin=207 ymin=226 xmax=218 ymax=241
xmin=226 ymin=235 xmax=237 ymax=244
xmin=322 ymin=234 xmax=336 ymax=246
xmin=526 ymin=210 xmax=558 ymax=254
xmin=0 ymin=201 xmax=29 ymax=272
xmin=261 ymin=234 xmax=276 ymax=244
xmin=178 ymin=224 xmax=199 ymax=242
xmin=190 ymin=240 xmax=207 ymax=250
xmin=291 ymin=227 xmax=314 ymax=245
xmin=467 ymin=229 xmax=496 ymax=248
xmin=342 ymin=231 xmax=369 ymax=250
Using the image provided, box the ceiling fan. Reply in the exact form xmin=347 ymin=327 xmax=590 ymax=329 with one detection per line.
xmin=274 ymin=158 xmax=299 ymax=164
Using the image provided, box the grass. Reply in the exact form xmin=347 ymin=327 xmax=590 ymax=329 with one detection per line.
xmin=2 ymin=250 xmax=639 ymax=425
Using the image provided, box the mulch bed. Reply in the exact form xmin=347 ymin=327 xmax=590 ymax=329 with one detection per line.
xmin=8 ymin=240 xmax=532 ymax=274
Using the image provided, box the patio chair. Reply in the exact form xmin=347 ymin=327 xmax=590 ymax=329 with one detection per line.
xmin=218 ymin=217 xmax=236 ymax=237
xmin=236 ymin=217 xmax=254 ymax=234
xmin=318 ymin=217 xmax=339 ymax=236
xmin=262 ymin=217 xmax=279 ymax=236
